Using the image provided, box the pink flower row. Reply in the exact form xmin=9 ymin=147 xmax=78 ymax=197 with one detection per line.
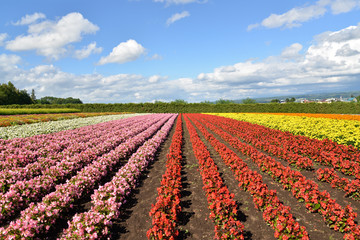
xmin=0 ymin=114 xmax=175 ymax=239
xmin=0 ymin=115 xmax=145 ymax=170
xmin=59 ymin=114 xmax=176 ymax=239
xmin=0 ymin=116 xmax=147 ymax=193
xmin=0 ymin=115 xmax=162 ymax=224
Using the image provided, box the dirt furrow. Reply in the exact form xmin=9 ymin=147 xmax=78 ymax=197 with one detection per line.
xmin=177 ymin=115 xmax=215 ymax=239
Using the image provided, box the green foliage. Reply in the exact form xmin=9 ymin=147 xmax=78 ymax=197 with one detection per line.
xmin=37 ymin=96 xmax=83 ymax=104
xmin=171 ymin=99 xmax=188 ymax=104
xmin=241 ymin=98 xmax=257 ymax=104
xmin=2 ymin=101 xmax=360 ymax=114
xmin=215 ymin=99 xmax=235 ymax=104
xmin=286 ymin=97 xmax=296 ymax=103
xmin=0 ymin=82 xmax=34 ymax=105
xmin=270 ymin=99 xmax=280 ymax=103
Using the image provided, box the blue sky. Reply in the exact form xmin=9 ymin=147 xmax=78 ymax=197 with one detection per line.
xmin=1 ymin=0 xmax=360 ymax=103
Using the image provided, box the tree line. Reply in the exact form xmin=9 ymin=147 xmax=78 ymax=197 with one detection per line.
xmin=0 ymin=82 xmax=82 ymax=105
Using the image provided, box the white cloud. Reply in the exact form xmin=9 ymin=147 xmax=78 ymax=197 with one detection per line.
xmin=98 ymin=39 xmax=145 ymax=65
xmin=248 ymin=0 xmax=360 ymax=30
xmin=261 ymin=2 xmax=327 ymax=29
xmin=74 ymin=42 xmax=102 ymax=59
xmin=0 ymin=33 xmax=8 ymax=46
xmin=331 ymin=0 xmax=360 ymax=14
xmin=281 ymin=43 xmax=303 ymax=60
xmin=12 ymin=12 xmax=46 ymax=25
xmin=166 ymin=11 xmax=190 ymax=26
xmin=6 ymin=12 xmax=99 ymax=60
xmin=0 ymin=54 xmax=21 ymax=73
xmin=149 ymin=75 xmax=168 ymax=83
xmin=148 ymin=53 xmax=163 ymax=60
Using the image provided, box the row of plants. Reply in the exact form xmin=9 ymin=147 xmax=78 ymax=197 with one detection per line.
xmin=254 ymin=112 xmax=360 ymax=121
xmin=0 ymin=113 xmax=144 ymax=139
xmin=0 ymin=115 xmax=167 ymax=224
xmin=0 ymin=114 xmax=175 ymax=238
xmin=317 ymin=168 xmax=360 ymax=201
xmin=147 ymin=115 xmax=183 ymax=239
xmin=0 ymin=112 xmax=130 ymax=127
xmin=59 ymin=115 xmax=176 ymax=239
xmin=199 ymin=114 xmax=360 ymax=239
xmin=0 ymin=115 xmax=144 ymax=165
xmin=184 ymin=115 xmax=245 ymax=239
xmin=188 ymin=113 xmax=309 ymax=239
xmin=207 ymin=114 xmax=360 ymax=180
xmin=209 ymin=113 xmax=360 ymax=148
xmin=0 ymin=116 xmax=147 ymax=194
xmin=3 ymin=101 xmax=360 ymax=114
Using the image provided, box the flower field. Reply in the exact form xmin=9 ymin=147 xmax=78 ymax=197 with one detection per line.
xmin=209 ymin=113 xmax=360 ymax=148
xmin=1 ymin=112 xmax=360 ymax=239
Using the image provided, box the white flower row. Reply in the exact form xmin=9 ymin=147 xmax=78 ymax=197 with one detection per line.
xmin=0 ymin=113 xmax=147 ymax=139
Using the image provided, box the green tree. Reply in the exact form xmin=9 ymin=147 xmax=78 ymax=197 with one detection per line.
xmin=286 ymin=97 xmax=296 ymax=103
xmin=0 ymin=81 xmax=33 ymax=105
xmin=241 ymin=98 xmax=256 ymax=104
xmin=171 ymin=99 xmax=188 ymax=104
xmin=31 ymin=89 xmax=36 ymax=102
xmin=215 ymin=99 xmax=234 ymax=104
xmin=270 ymin=99 xmax=280 ymax=103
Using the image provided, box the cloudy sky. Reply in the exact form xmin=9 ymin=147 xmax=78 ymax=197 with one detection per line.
xmin=1 ymin=0 xmax=360 ymax=103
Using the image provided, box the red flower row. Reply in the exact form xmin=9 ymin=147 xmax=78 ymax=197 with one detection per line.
xmin=188 ymin=113 xmax=309 ymax=239
xmin=147 ymin=115 xmax=183 ymax=240
xmin=198 ymin=114 xmax=359 ymax=238
xmin=184 ymin=115 xmax=245 ymax=240
xmin=317 ymin=168 xmax=360 ymax=201
xmin=207 ymin=114 xmax=360 ymax=178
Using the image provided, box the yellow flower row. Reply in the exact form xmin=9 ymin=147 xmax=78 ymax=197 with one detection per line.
xmin=207 ymin=113 xmax=360 ymax=149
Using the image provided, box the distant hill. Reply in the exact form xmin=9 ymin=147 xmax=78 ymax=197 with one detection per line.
xmin=235 ymin=90 xmax=360 ymax=103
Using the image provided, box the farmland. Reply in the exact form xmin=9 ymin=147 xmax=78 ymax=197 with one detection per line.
xmin=1 ymin=112 xmax=360 ymax=239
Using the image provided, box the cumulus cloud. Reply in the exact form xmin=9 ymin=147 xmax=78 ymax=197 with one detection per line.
xmin=6 ymin=12 xmax=99 ymax=60
xmin=248 ymin=0 xmax=360 ymax=30
xmin=98 ymin=39 xmax=145 ymax=65
xmin=74 ymin=42 xmax=102 ymax=59
xmin=12 ymin=12 xmax=46 ymax=25
xmin=166 ymin=11 xmax=190 ymax=26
